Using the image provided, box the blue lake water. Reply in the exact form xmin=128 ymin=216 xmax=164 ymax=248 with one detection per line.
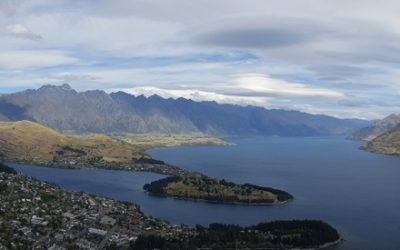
xmin=11 ymin=136 xmax=400 ymax=250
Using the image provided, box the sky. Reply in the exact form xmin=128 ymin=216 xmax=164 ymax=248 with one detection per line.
xmin=0 ymin=0 xmax=399 ymax=119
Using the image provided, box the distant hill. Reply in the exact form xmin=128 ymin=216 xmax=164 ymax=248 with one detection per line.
xmin=349 ymin=114 xmax=400 ymax=141
xmin=364 ymin=125 xmax=400 ymax=155
xmin=0 ymin=120 xmax=143 ymax=167
xmin=0 ymin=84 xmax=368 ymax=136
xmin=351 ymin=113 xmax=400 ymax=155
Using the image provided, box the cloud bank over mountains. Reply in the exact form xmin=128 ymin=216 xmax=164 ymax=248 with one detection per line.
xmin=0 ymin=0 xmax=399 ymax=118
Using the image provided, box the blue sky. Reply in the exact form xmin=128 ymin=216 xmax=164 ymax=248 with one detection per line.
xmin=0 ymin=0 xmax=399 ymax=119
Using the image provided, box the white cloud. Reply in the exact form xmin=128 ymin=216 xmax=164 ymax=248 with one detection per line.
xmin=110 ymin=73 xmax=345 ymax=110
xmin=6 ymin=24 xmax=42 ymax=40
xmin=114 ymin=84 xmax=387 ymax=119
xmin=0 ymin=50 xmax=78 ymax=70
xmin=19 ymin=13 xmax=183 ymax=57
xmin=227 ymin=74 xmax=345 ymax=99
xmin=49 ymin=72 xmax=102 ymax=81
xmin=112 ymin=86 xmax=268 ymax=107
xmin=0 ymin=0 xmax=399 ymax=119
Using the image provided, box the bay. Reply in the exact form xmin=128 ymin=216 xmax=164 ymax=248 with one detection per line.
xmin=12 ymin=136 xmax=400 ymax=249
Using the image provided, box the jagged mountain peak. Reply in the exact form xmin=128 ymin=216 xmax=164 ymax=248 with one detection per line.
xmin=60 ymin=83 xmax=73 ymax=91
xmin=37 ymin=83 xmax=75 ymax=93
xmin=148 ymin=94 xmax=163 ymax=99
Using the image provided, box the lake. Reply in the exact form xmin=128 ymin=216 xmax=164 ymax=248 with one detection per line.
xmin=11 ymin=136 xmax=400 ymax=250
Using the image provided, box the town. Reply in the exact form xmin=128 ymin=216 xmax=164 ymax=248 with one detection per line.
xmin=0 ymin=170 xmax=193 ymax=249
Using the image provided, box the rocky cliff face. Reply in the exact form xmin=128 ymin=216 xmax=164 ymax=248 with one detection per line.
xmin=364 ymin=125 xmax=400 ymax=155
xmin=350 ymin=114 xmax=400 ymax=141
xmin=0 ymin=84 xmax=368 ymax=136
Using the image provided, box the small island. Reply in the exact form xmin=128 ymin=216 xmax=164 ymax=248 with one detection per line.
xmin=144 ymin=174 xmax=293 ymax=204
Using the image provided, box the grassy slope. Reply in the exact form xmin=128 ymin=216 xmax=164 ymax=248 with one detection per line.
xmin=0 ymin=121 xmax=229 ymax=165
xmin=365 ymin=127 xmax=400 ymax=155
xmin=0 ymin=120 xmax=143 ymax=166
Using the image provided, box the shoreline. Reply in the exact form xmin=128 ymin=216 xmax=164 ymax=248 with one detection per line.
xmin=145 ymin=191 xmax=293 ymax=206
xmin=11 ymin=162 xmax=292 ymax=207
xmin=6 ymin=159 xmax=294 ymax=207
xmin=312 ymin=237 xmax=344 ymax=250
xmin=2 ymin=158 xmax=187 ymax=176
xmin=143 ymin=140 xmax=235 ymax=152
xmin=118 ymin=134 xmax=235 ymax=151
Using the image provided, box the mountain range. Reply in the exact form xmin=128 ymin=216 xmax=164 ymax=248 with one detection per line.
xmin=0 ymin=84 xmax=368 ymax=136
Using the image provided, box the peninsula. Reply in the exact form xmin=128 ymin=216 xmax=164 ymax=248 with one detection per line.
xmin=0 ymin=121 xmax=293 ymax=205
